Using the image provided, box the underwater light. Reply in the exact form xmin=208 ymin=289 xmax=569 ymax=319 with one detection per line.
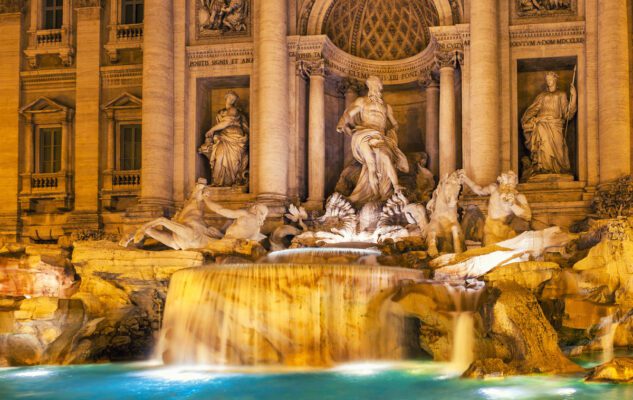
xmin=12 ymin=369 xmax=52 ymax=378
xmin=478 ymin=387 xmax=529 ymax=399
xmin=333 ymin=362 xmax=393 ymax=376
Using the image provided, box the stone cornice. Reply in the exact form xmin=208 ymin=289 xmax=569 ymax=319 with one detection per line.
xmin=73 ymin=0 xmax=103 ymax=8
xmin=100 ymin=65 xmax=142 ymax=88
xmin=20 ymin=69 xmax=76 ymax=92
xmin=186 ymin=43 xmax=254 ymax=69
xmin=0 ymin=0 xmax=23 ymax=14
xmin=510 ymin=21 xmax=585 ymax=48
xmin=288 ymin=35 xmax=438 ymax=85
xmin=430 ymin=24 xmax=470 ymax=51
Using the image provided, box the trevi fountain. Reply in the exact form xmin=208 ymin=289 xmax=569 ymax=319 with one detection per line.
xmin=1 ymin=0 xmax=633 ymax=399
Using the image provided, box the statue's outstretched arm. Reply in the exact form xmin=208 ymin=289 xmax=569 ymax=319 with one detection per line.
xmin=203 ymin=198 xmax=246 ymax=219
xmin=461 ymin=173 xmax=493 ymax=196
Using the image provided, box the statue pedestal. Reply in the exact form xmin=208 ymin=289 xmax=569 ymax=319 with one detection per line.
xmin=527 ymin=173 xmax=575 ymax=183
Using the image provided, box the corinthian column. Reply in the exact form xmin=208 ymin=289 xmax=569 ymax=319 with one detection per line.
xmin=305 ymin=60 xmax=326 ymax=209
xmin=420 ymin=71 xmax=440 ymax=177
xmin=139 ymin=0 xmax=174 ymax=215
xmin=255 ymin=0 xmax=289 ymax=203
xmin=437 ymin=51 xmax=460 ymax=177
xmin=469 ymin=0 xmax=500 ymax=184
xmin=598 ymin=0 xmax=631 ymax=182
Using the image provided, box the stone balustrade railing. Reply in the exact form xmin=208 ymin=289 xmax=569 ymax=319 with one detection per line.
xmin=35 ymin=29 xmax=63 ymax=46
xmin=31 ymin=172 xmax=62 ymax=190
xmin=116 ymin=24 xmax=143 ymax=40
xmin=112 ymin=170 xmax=141 ymax=187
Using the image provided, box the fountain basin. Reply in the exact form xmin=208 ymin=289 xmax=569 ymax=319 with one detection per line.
xmin=158 ymin=263 xmax=425 ymax=367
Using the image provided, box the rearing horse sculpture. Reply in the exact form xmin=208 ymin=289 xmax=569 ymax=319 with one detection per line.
xmin=425 ymin=170 xmax=464 ymax=257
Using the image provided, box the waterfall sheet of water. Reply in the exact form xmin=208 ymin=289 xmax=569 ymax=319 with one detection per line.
xmin=600 ymin=315 xmax=620 ymax=364
xmin=157 ymin=263 xmax=425 ymax=367
xmin=264 ymin=248 xmax=382 ymax=264
xmin=443 ymin=283 xmax=484 ymax=374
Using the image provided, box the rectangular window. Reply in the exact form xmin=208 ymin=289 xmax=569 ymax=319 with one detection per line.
xmin=43 ymin=0 xmax=63 ymax=30
xmin=119 ymin=124 xmax=142 ymax=170
xmin=122 ymin=0 xmax=144 ymax=24
xmin=38 ymin=127 xmax=62 ymax=173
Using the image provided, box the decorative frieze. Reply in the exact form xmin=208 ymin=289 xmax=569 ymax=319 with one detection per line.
xmin=21 ymin=70 xmax=76 ymax=92
xmin=516 ymin=0 xmax=576 ymax=18
xmin=186 ymin=44 xmax=254 ymax=69
xmin=74 ymin=0 xmax=103 ymax=8
xmin=429 ymin=24 xmax=470 ymax=51
xmin=0 ymin=0 xmax=22 ymax=13
xmin=100 ymin=66 xmax=143 ymax=88
xmin=510 ymin=21 xmax=585 ymax=48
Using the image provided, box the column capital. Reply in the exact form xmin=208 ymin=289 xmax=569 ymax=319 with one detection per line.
xmin=418 ymin=69 xmax=440 ymax=89
xmin=0 ymin=0 xmax=23 ymax=14
xmin=434 ymin=50 xmax=463 ymax=70
xmin=337 ymin=77 xmax=364 ymax=96
xmin=299 ymin=59 xmax=328 ymax=78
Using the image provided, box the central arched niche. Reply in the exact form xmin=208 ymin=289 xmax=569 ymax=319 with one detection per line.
xmin=322 ymin=0 xmax=440 ymax=61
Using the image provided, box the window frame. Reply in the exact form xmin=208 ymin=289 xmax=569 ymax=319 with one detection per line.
xmin=42 ymin=0 xmax=64 ymax=30
xmin=35 ymin=124 xmax=63 ymax=174
xmin=116 ymin=122 xmax=142 ymax=171
xmin=121 ymin=0 xmax=144 ymax=24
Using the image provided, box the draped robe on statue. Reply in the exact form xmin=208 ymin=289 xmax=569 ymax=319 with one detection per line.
xmin=521 ymin=89 xmax=576 ymax=174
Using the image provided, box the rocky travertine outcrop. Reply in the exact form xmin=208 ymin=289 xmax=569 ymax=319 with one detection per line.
xmin=486 ymin=282 xmax=583 ymax=374
xmin=484 ymin=261 xmax=560 ymax=292
xmin=586 ymin=357 xmax=633 ymax=383
xmin=0 ymin=241 xmax=205 ymax=366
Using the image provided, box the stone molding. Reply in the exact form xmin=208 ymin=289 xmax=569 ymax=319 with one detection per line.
xmin=73 ymin=0 xmax=103 ymax=8
xmin=509 ymin=21 xmax=585 ymax=48
xmin=100 ymin=66 xmax=142 ymax=88
xmin=429 ymin=24 xmax=470 ymax=51
xmin=186 ymin=43 xmax=254 ymax=69
xmin=20 ymin=70 xmax=76 ymax=92
xmin=288 ymin=35 xmax=438 ymax=85
xmin=434 ymin=49 xmax=463 ymax=70
xmin=515 ymin=0 xmax=576 ymax=19
xmin=0 ymin=0 xmax=22 ymax=13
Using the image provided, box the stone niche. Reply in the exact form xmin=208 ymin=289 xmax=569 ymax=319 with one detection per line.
xmin=195 ymin=75 xmax=250 ymax=193
xmin=517 ymin=56 xmax=578 ymax=181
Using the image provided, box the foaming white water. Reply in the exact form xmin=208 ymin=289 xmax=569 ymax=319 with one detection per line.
xmin=600 ymin=314 xmax=619 ymax=364
xmin=157 ymin=263 xmax=425 ymax=367
xmin=443 ymin=283 xmax=483 ymax=373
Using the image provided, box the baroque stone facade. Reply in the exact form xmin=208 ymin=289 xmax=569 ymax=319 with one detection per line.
xmin=0 ymin=0 xmax=632 ymax=242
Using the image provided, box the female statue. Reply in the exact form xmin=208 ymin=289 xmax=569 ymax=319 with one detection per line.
xmin=199 ymin=91 xmax=249 ymax=187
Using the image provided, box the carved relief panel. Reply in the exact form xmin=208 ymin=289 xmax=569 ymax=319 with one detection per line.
xmin=516 ymin=0 xmax=576 ymax=18
xmin=195 ymin=0 xmax=251 ymax=40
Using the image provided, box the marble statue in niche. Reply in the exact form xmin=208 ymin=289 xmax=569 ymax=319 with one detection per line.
xmin=461 ymin=170 xmax=532 ymax=245
xmin=198 ymin=0 xmax=249 ymax=33
xmin=518 ymin=0 xmax=574 ymax=17
xmin=521 ymin=71 xmax=577 ymax=180
xmin=336 ymin=76 xmax=409 ymax=206
xmin=199 ymin=90 xmax=249 ymax=187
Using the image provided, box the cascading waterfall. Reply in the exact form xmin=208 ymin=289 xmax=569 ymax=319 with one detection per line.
xmin=157 ymin=260 xmax=426 ymax=367
xmin=443 ymin=283 xmax=484 ymax=373
xmin=600 ymin=314 xmax=620 ymax=364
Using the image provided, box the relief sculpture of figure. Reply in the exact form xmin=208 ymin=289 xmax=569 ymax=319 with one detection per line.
xmin=521 ymin=71 xmax=577 ymax=179
xmin=521 ymin=72 xmax=577 ymax=179
xmin=199 ymin=91 xmax=249 ymax=187
xmin=336 ymin=76 xmax=409 ymax=206
xmin=461 ymin=171 xmax=532 ymax=246
xmin=198 ymin=0 xmax=248 ymax=32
